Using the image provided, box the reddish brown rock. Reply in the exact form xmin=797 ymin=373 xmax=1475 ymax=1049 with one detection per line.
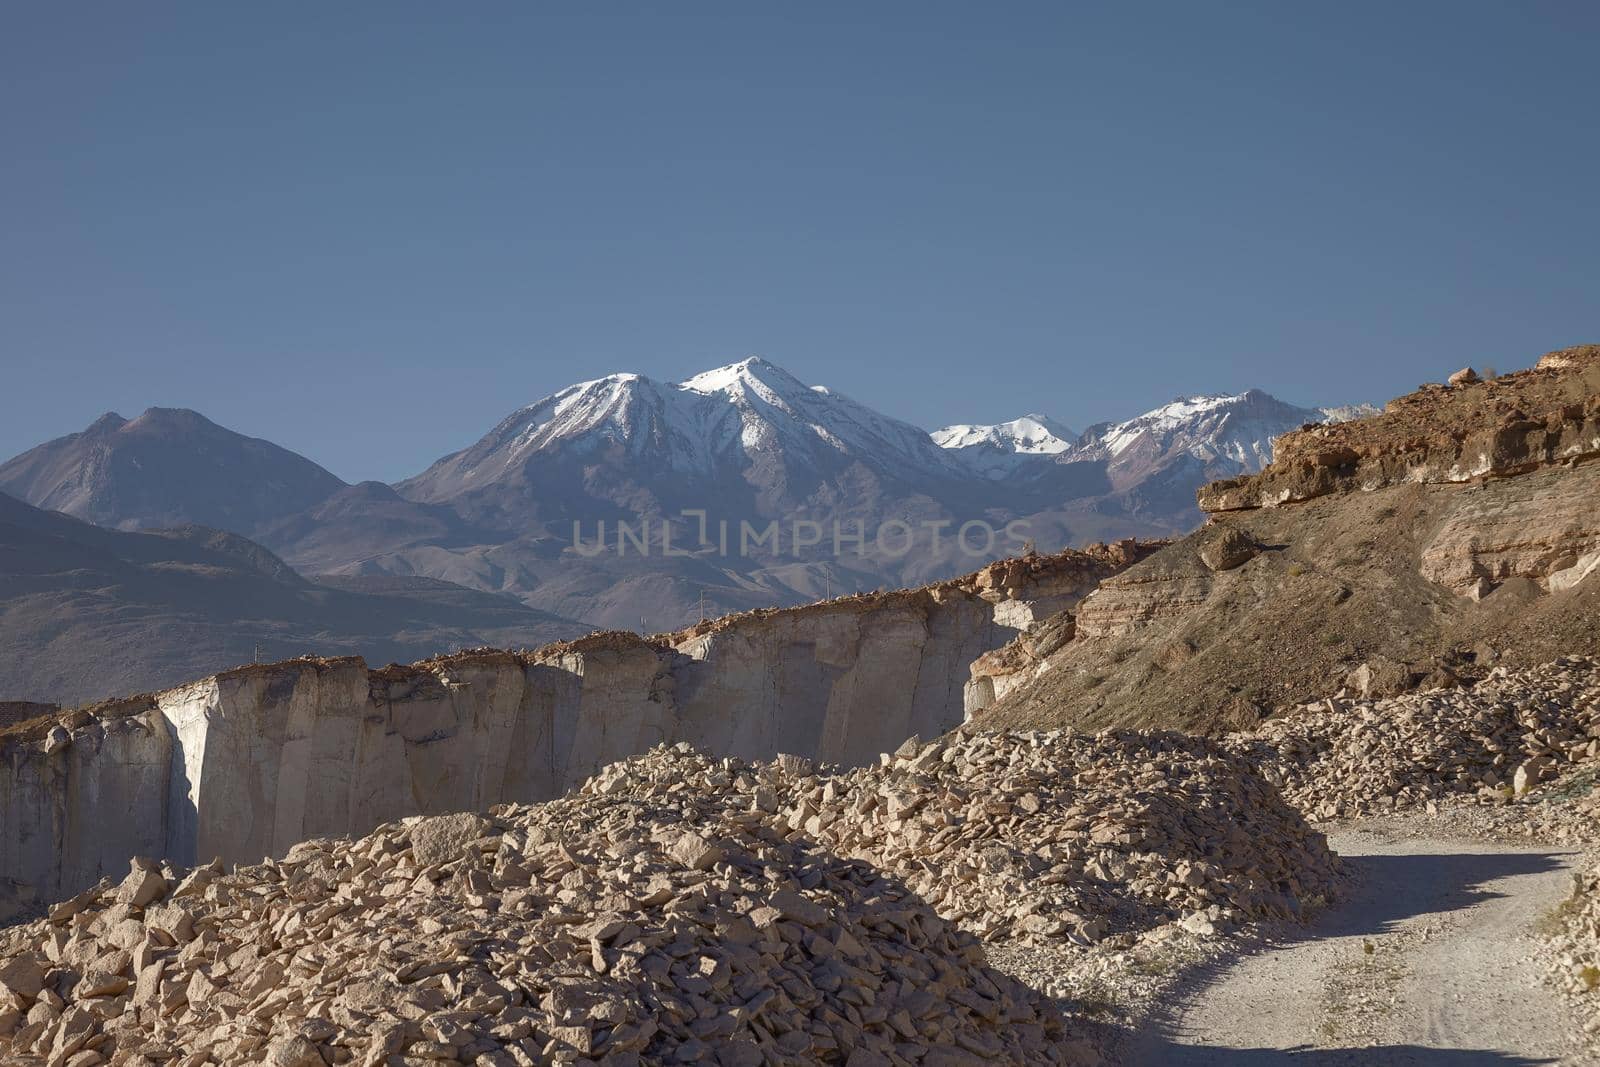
xmin=1200 ymin=345 xmax=1600 ymax=513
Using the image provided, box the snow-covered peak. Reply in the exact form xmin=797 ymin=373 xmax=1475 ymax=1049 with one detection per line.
xmin=1093 ymin=393 xmax=1258 ymax=459
xmin=679 ymin=356 xmax=806 ymax=398
xmin=931 ymin=414 xmax=1078 ymax=479
xmin=1070 ymin=389 xmax=1330 ymax=474
xmin=932 ymin=414 xmax=1074 ymax=454
xmin=931 ymin=389 xmax=1366 ymax=485
xmin=400 ymin=357 xmax=967 ymax=502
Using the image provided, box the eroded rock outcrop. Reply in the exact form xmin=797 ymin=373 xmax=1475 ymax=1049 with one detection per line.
xmin=1199 ymin=344 xmax=1600 ymax=513
xmin=963 ymin=612 xmax=1076 ymax=717
xmin=1071 ymin=567 xmax=1215 ymax=640
xmin=970 ymin=345 xmax=1600 ymax=735
xmin=1420 ymin=464 xmax=1600 ymax=599
xmin=1200 ymin=344 xmax=1600 ymax=604
xmin=0 ymin=544 xmax=1155 ymax=906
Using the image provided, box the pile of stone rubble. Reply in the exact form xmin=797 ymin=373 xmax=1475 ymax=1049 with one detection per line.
xmin=0 ymin=774 xmax=1088 ymax=1067
xmin=590 ymin=733 xmax=1339 ymax=948
xmin=0 ymin=727 xmax=1345 ymax=1066
xmin=15 ymin=651 xmax=1600 ymax=1065
xmin=1227 ymin=657 xmax=1600 ymax=820
xmin=1546 ymin=857 xmax=1600 ymax=1006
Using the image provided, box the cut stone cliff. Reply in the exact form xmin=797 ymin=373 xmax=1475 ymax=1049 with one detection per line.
xmin=0 ymin=543 xmax=1155 ymax=907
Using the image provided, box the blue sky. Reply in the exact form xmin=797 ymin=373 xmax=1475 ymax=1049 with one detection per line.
xmin=2 ymin=2 xmax=1596 ymax=482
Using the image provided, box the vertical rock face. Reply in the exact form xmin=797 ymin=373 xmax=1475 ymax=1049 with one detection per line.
xmin=0 ymin=709 xmax=174 ymax=911
xmin=0 ymin=544 xmax=1154 ymax=904
xmin=670 ymin=591 xmax=995 ymax=765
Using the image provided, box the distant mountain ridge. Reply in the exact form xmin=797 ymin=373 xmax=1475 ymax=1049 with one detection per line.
xmin=0 ymin=359 xmax=1377 ymax=635
xmin=938 ymin=390 xmax=1378 ymax=486
xmin=0 ymin=490 xmax=577 ymax=704
xmin=0 ymin=407 xmax=346 ymax=534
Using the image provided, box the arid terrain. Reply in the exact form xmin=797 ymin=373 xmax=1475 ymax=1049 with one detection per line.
xmin=3 ymin=345 xmax=1600 ymax=1065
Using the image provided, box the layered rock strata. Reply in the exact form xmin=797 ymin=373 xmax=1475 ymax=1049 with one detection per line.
xmin=1199 ymin=344 xmax=1600 ymax=513
xmin=1419 ymin=464 xmax=1600 ymax=598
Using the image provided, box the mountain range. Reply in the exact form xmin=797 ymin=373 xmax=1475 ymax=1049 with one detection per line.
xmin=0 ymin=358 xmax=1375 ymax=699
xmin=0 ymin=491 xmax=578 ymax=705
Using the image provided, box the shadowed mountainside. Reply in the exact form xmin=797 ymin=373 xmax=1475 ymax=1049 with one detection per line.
xmin=0 ymin=492 xmax=579 ymax=704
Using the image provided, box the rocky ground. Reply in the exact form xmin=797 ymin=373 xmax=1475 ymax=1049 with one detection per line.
xmin=1230 ymin=656 xmax=1600 ymax=818
xmin=0 ymin=730 xmax=1336 ymax=1064
xmin=7 ymin=658 xmax=1600 ymax=1064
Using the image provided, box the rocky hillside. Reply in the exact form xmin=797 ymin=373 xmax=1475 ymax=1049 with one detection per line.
xmin=1200 ymin=345 xmax=1600 ymax=514
xmin=975 ymin=345 xmax=1600 ymax=733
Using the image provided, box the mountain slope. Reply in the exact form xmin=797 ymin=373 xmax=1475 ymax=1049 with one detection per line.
xmin=976 ymin=345 xmax=1600 ymax=734
xmin=398 ymin=357 xmax=970 ymax=523
xmin=254 ymin=480 xmax=492 ymax=576
xmin=0 ymin=492 xmax=579 ymax=704
xmin=1069 ymin=390 xmax=1326 ymax=483
xmin=0 ymin=363 xmax=1377 ymax=636
xmin=938 ymin=390 xmax=1378 ymax=524
xmin=0 ymin=408 xmax=346 ymax=534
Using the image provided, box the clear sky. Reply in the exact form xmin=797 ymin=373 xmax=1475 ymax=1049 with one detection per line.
xmin=3 ymin=2 xmax=1596 ymax=482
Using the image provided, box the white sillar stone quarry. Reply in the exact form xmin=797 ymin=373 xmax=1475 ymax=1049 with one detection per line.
xmin=0 ymin=559 xmax=1117 ymax=905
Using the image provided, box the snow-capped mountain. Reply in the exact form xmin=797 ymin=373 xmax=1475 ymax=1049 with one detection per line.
xmin=939 ymin=390 xmax=1377 ymax=486
xmin=933 ymin=390 xmax=1380 ymax=522
xmin=399 ymin=357 xmax=968 ymax=519
xmin=0 ymin=359 xmax=1381 ymax=637
xmin=931 ymin=415 xmax=1075 ymax=480
xmin=1068 ymin=389 xmax=1328 ymax=482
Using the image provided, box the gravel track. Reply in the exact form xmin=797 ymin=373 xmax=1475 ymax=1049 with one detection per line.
xmin=1126 ymin=825 xmax=1591 ymax=1065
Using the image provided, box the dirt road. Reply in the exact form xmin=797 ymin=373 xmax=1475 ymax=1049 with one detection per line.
xmin=1127 ymin=825 xmax=1590 ymax=1065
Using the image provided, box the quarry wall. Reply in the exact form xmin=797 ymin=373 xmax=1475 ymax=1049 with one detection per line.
xmin=0 ymin=544 xmax=1150 ymax=907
